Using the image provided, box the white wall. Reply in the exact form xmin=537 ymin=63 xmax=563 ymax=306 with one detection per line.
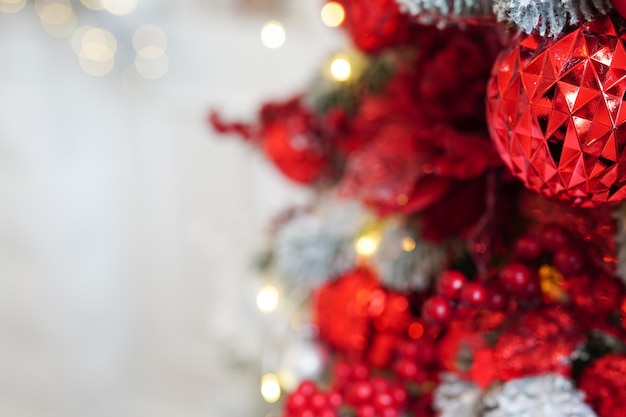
xmin=0 ymin=1 xmax=343 ymax=416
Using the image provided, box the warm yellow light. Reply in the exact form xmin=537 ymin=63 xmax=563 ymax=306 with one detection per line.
xmin=256 ymin=285 xmax=279 ymax=313
xmin=0 ymin=0 xmax=27 ymax=13
xmin=321 ymin=1 xmax=345 ymax=27
xmin=133 ymin=25 xmax=167 ymax=58
xmin=102 ymin=0 xmax=136 ymax=15
xmin=261 ymin=20 xmax=286 ymax=49
xmin=80 ymin=0 xmax=104 ymax=10
xmin=402 ymin=237 xmax=416 ymax=252
xmin=261 ymin=373 xmax=281 ymax=403
xmin=330 ymin=57 xmax=351 ymax=81
xmin=356 ymin=235 xmax=379 ymax=257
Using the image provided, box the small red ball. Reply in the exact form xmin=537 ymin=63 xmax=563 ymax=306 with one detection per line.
xmin=460 ymin=282 xmax=487 ymax=307
xmin=350 ymin=381 xmax=374 ymax=403
xmin=553 ymin=246 xmax=585 ymax=275
xmin=514 ymin=235 xmax=543 ymax=261
xmin=286 ymin=392 xmax=307 ymax=412
xmin=485 ymin=285 xmax=508 ymax=311
xmin=538 ymin=225 xmax=570 ymax=253
xmin=357 ymin=404 xmax=377 ymax=417
xmin=422 ymin=296 xmax=453 ymax=323
xmin=499 ymin=262 xmax=538 ymax=296
xmin=298 ymin=380 xmax=317 ymax=397
xmin=437 ymin=270 xmax=467 ymax=300
xmin=311 ymin=392 xmax=328 ymax=410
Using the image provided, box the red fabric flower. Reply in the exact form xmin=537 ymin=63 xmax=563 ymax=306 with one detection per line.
xmin=494 ymin=305 xmax=585 ymax=381
xmin=338 ymin=0 xmax=411 ymax=53
xmin=579 ymin=354 xmax=626 ymax=417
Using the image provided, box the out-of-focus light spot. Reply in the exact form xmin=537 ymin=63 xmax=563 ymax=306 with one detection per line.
xmin=80 ymin=0 xmax=104 ymax=10
xmin=330 ymin=56 xmax=351 ymax=81
xmin=256 ymin=284 xmax=279 ymax=313
xmin=80 ymin=27 xmax=117 ymax=61
xmin=261 ymin=373 xmax=281 ymax=403
xmin=79 ymin=54 xmax=114 ymax=76
xmin=133 ymin=25 xmax=167 ymax=58
xmin=0 ymin=0 xmax=27 ymax=14
xmin=321 ymin=1 xmax=345 ymax=27
xmin=71 ymin=25 xmax=94 ymax=54
xmin=134 ymin=52 xmax=169 ymax=80
xmin=402 ymin=237 xmax=416 ymax=252
xmin=355 ymin=234 xmax=379 ymax=257
xmin=408 ymin=322 xmax=424 ymax=339
xmin=102 ymin=0 xmax=136 ymax=15
xmin=261 ymin=20 xmax=286 ymax=49
xmin=38 ymin=1 xmax=72 ymax=24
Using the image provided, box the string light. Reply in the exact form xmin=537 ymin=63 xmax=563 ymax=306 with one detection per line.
xmin=0 ymin=0 xmax=27 ymax=14
xmin=74 ymin=27 xmax=116 ymax=76
xmin=330 ymin=56 xmax=351 ymax=81
xmin=256 ymin=284 xmax=280 ymax=313
xmin=321 ymin=1 xmax=345 ymax=27
xmin=132 ymin=25 xmax=169 ymax=80
xmin=260 ymin=373 xmax=281 ymax=403
xmin=261 ymin=20 xmax=286 ymax=49
xmin=355 ymin=233 xmax=380 ymax=257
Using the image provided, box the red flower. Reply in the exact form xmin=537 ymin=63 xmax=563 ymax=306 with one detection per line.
xmin=338 ymin=0 xmax=411 ymax=53
xmin=579 ymin=354 xmax=626 ymax=417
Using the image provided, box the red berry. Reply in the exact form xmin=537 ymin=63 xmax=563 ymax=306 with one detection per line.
xmin=370 ymin=377 xmax=389 ymax=393
xmin=301 ymin=410 xmax=315 ymax=417
xmin=415 ymin=340 xmax=436 ymax=365
xmin=553 ymin=246 xmax=585 ymax=275
xmin=381 ymin=408 xmax=400 ymax=417
xmin=352 ymin=363 xmax=370 ymax=380
xmin=297 ymin=380 xmax=317 ymax=396
xmin=485 ymin=285 xmax=508 ymax=311
xmin=328 ymin=391 xmax=343 ymax=407
xmin=398 ymin=340 xmax=419 ymax=359
xmin=374 ymin=392 xmax=394 ymax=409
xmin=539 ymin=224 xmax=570 ymax=252
xmin=437 ymin=270 xmax=467 ymax=300
xmin=394 ymin=359 xmax=428 ymax=382
xmin=357 ymin=405 xmax=376 ymax=417
xmin=310 ymin=392 xmax=327 ymax=410
xmin=391 ymin=386 xmax=407 ymax=404
xmin=350 ymin=381 xmax=373 ymax=403
xmin=286 ymin=393 xmax=307 ymax=412
xmin=333 ymin=360 xmax=352 ymax=380
xmin=320 ymin=410 xmax=337 ymax=417
xmin=460 ymin=282 xmax=487 ymax=307
xmin=514 ymin=235 xmax=543 ymax=261
xmin=499 ymin=262 xmax=538 ymax=296
xmin=422 ymin=296 xmax=453 ymax=323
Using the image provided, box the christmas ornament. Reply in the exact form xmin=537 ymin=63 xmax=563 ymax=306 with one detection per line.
xmin=482 ymin=374 xmax=597 ymax=417
xmin=433 ymin=373 xmax=483 ymax=417
xmin=613 ymin=0 xmax=626 ymax=19
xmin=579 ymin=354 xmax=626 ymax=417
xmin=487 ymin=15 xmax=626 ymax=207
xmin=282 ymin=380 xmax=343 ymax=417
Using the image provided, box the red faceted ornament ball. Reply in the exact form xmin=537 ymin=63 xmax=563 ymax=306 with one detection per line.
xmin=487 ymin=15 xmax=626 ymax=207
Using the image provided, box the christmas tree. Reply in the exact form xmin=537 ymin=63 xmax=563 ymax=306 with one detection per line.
xmin=212 ymin=1 xmax=626 ymax=416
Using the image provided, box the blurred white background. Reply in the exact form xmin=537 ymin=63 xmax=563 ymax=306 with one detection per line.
xmin=0 ymin=1 xmax=343 ymax=416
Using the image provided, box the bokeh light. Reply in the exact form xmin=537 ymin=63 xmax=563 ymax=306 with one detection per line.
xmin=80 ymin=0 xmax=104 ymax=10
xmin=261 ymin=20 xmax=286 ymax=49
xmin=330 ymin=56 xmax=351 ymax=81
xmin=321 ymin=1 xmax=345 ymax=27
xmin=256 ymin=285 xmax=279 ymax=313
xmin=102 ymin=0 xmax=137 ymax=16
xmin=133 ymin=25 xmax=167 ymax=58
xmin=260 ymin=373 xmax=281 ymax=403
xmin=0 ymin=0 xmax=28 ymax=14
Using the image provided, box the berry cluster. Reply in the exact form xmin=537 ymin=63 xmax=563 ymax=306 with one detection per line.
xmin=332 ymin=361 xmax=408 ymax=417
xmin=283 ymin=380 xmax=342 ymax=417
xmin=392 ymin=337 xmax=437 ymax=386
xmin=422 ymin=270 xmax=504 ymax=324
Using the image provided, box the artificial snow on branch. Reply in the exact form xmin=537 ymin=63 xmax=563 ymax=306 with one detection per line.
xmin=494 ymin=0 xmax=613 ymax=37
xmin=396 ymin=0 xmax=493 ymax=23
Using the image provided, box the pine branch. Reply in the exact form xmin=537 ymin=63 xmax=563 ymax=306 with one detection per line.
xmin=396 ymin=0 xmax=493 ymax=22
xmin=494 ymin=0 xmax=614 ymax=37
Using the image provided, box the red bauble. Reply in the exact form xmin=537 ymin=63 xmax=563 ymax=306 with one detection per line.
xmin=613 ymin=0 xmax=626 ymax=19
xmin=487 ymin=15 xmax=626 ymax=207
xmin=436 ymin=270 xmax=467 ymax=300
xmin=579 ymin=354 xmax=626 ymax=417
